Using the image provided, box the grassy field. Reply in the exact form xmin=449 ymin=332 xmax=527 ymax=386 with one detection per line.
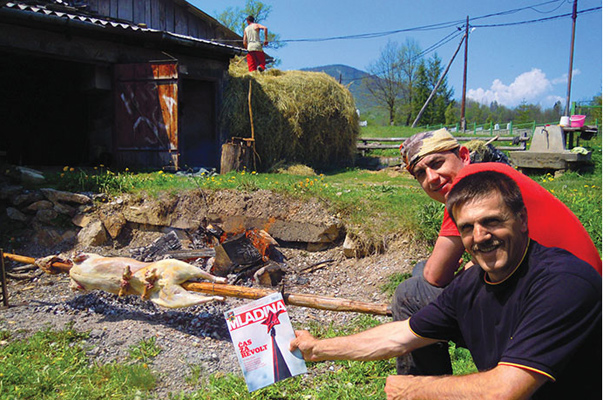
xmin=1 ymin=126 xmax=601 ymax=399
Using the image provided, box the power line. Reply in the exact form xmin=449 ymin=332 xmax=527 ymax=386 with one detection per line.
xmin=274 ymin=0 xmax=580 ymax=44
xmin=471 ymin=6 xmax=599 ymax=28
xmin=279 ymin=19 xmax=462 ymax=43
xmin=530 ymin=0 xmax=568 ymax=14
xmin=468 ymin=0 xmax=565 ymax=21
xmin=344 ymin=29 xmax=464 ymax=83
xmin=212 ymin=1 xmax=600 ymax=85
xmin=212 ymin=1 xmax=599 ymax=47
xmin=340 ymin=4 xmax=601 ymax=86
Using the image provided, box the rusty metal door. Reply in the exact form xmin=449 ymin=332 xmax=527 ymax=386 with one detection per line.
xmin=114 ymin=62 xmax=179 ymax=168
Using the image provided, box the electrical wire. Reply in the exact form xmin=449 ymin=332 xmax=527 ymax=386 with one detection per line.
xmin=471 ymin=6 xmax=600 ymax=28
xmin=212 ymin=2 xmax=599 ymax=46
xmin=211 ymin=0 xmax=600 ymax=81
xmin=273 ymin=0 xmax=582 ymax=44
xmin=345 ymin=29 xmax=465 ymax=83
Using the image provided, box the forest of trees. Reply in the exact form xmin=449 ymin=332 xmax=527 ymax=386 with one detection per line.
xmin=360 ymin=37 xmax=603 ymax=128
xmin=363 ymin=40 xmax=454 ymax=127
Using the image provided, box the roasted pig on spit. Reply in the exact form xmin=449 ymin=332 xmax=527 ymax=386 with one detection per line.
xmin=36 ymin=253 xmax=227 ymax=308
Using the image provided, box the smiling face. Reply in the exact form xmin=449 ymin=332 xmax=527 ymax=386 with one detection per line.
xmin=411 ymin=147 xmax=470 ymax=203
xmin=453 ymin=191 xmax=529 ymax=282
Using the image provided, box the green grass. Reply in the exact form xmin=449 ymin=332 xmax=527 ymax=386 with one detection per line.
xmin=0 ymin=324 xmax=157 ymax=399
xmin=169 ymin=315 xmax=473 ymax=399
xmin=359 ymin=125 xmax=424 ymax=138
xmin=128 ymin=336 xmax=162 ymax=362
xmin=380 ymin=271 xmax=413 ymax=297
xmin=0 ymin=319 xmax=475 ymax=400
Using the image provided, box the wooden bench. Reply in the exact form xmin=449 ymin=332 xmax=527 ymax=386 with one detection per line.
xmin=357 ymin=135 xmax=530 ymax=153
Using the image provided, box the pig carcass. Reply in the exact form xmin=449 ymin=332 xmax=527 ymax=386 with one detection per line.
xmin=38 ymin=253 xmax=227 ymax=308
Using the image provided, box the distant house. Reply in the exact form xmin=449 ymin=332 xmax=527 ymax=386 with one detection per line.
xmin=0 ymin=0 xmax=246 ymax=170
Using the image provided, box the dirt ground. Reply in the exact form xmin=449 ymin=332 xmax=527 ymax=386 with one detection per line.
xmin=0 ymin=190 xmax=428 ymax=398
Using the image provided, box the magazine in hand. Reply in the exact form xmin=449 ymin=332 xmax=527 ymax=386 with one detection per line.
xmin=224 ymin=292 xmax=307 ymax=392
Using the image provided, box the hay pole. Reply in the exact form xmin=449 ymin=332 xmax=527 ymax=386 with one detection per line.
xmin=2 ymin=253 xmax=391 ymax=316
xmin=247 ymin=79 xmax=259 ymax=171
xmin=248 ymin=80 xmax=255 ymax=140
xmin=485 ymin=135 xmax=499 ymax=146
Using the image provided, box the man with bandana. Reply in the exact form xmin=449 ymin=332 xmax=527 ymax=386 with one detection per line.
xmin=392 ymin=128 xmax=601 ymax=376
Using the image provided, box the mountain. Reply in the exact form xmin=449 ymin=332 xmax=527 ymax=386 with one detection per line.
xmin=301 ymin=64 xmax=377 ymax=112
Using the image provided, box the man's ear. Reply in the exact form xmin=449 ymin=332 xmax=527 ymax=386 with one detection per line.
xmin=458 ymin=146 xmax=471 ymax=165
xmin=517 ymin=208 xmax=528 ymax=233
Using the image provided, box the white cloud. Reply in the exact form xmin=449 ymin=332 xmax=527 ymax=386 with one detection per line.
xmin=467 ymin=68 xmax=556 ymax=107
xmin=551 ymin=69 xmax=581 ymax=85
xmin=545 ymin=94 xmax=564 ymax=106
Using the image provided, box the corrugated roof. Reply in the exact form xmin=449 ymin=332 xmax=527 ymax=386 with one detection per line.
xmin=4 ymin=1 xmax=244 ymax=52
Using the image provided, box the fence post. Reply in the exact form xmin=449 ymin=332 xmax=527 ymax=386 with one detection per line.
xmin=532 ymin=121 xmax=536 ymax=132
xmin=570 ymin=102 xmax=576 ymax=116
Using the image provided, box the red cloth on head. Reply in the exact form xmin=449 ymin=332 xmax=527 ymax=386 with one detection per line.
xmin=439 ymin=163 xmax=602 ymax=275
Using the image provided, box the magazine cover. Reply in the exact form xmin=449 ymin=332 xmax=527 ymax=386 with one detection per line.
xmin=224 ymin=292 xmax=307 ymax=392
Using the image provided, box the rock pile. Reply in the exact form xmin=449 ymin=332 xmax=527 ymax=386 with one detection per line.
xmin=1 ymin=184 xmax=95 ymax=248
xmin=1 ymin=177 xmax=346 ymax=254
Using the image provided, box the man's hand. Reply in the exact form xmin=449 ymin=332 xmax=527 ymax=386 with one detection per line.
xmin=385 ymin=365 xmax=548 ymax=399
xmin=289 ymin=330 xmax=317 ymax=361
xmin=385 ymin=375 xmax=435 ymax=400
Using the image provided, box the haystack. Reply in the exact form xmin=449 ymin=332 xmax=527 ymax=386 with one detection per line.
xmin=220 ymin=59 xmax=359 ymax=171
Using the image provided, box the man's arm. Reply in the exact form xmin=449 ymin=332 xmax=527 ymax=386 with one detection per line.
xmin=242 ymin=31 xmax=248 ymax=48
xmin=423 ymin=235 xmax=464 ymax=287
xmin=256 ymin=24 xmax=269 ymax=45
xmin=289 ymin=321 xmax=438 ymax=362
xmin=385 ymin=364 xmax=548 ymax=400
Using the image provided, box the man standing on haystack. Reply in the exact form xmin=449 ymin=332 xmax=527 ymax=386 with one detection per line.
xmin=243 ymin=15 xmax=268 ymax=72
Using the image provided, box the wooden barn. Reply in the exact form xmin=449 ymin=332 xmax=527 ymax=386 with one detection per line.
xmin=0 ymin=0 xmax=246 ymax=170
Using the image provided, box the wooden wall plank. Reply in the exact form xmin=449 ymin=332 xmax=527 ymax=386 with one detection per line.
xmin=165 ymin=0 xmax=175 ymax=33
xmin=95 ymin=0 xmax=110 ymax=17
xmin=133 ymin=1 xmax=150 ymax=26
xmin=117 ymin=0 xmax=132 ymax=21
xmin=82 ymin=0 xmax=237 ymax=42
xmin=174 ymin=4 xmax=188 ymax=36
xmin=151 ymin=0 xmax=161 ymax=30
xmin=187 ymin=13 xmax=199 ymax=38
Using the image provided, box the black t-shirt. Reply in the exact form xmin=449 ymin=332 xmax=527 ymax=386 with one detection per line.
xmin=409 ymin=240 xmax=601 ymax=399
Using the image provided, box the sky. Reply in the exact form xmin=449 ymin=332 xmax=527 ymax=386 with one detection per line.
xmin=191 ymin=0 xmax=602 ymax=110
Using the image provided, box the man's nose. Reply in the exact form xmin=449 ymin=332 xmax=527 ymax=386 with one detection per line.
xmin=426 ymin=168 xmax=440 ymax=183
xmin=473 ymin=224 xmax=490 ymax=242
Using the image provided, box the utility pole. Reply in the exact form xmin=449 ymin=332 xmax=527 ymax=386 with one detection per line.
xmin=411 ymin=32 xmax=467 ymax=128
xmin=460 ymin=16 xmax=469 ymax=132
xmin=564 ymin=0 xmax=578 ymax=116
